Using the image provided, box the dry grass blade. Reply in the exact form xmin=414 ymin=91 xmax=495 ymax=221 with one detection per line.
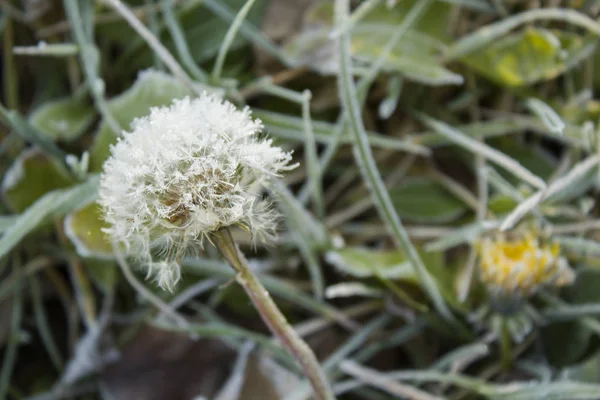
xmin=340 ymin=360 xmax=445 ymax=400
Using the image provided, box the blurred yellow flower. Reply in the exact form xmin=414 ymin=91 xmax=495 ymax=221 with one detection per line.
xmin=476 ymin=231 xmax=574 ymax=298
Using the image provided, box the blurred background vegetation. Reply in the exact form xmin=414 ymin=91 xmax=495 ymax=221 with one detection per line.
xmin=3 ymin=0 xmax=600 ymax=399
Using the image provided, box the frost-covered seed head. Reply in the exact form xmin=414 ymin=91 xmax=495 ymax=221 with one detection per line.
xmin=98 ymin=93 xmax=296 ymax=291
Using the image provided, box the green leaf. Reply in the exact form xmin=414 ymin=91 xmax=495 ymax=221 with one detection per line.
xmin=559 ymin=99 xmax=600 ymax=127
xmin=389 ymin=178 xmax=468 ymax=223
xmin=562 ymin=351 xmax=600 ymax=383
xmin=283 ymin=0 xmax=461 ymax=85
xmin=542 ymin=321 xmax=592 ymax=368
xmin=325 ymin=282 xmax=384 ymax=299
xmin=2 ymin=148 xmax=74 ymax=213
xmin=351 ymin=30 xmax=464 ymax=85
xmin=492 ymin=138 xmax=557 ymax=181
xmin=64 ymin=202 xmax=113 ymax=259
xmin=0 ymin=103 xmax=68 ymax=162
xmin=542 ymin=270 xmax=600 ymax=367
xmin=325 ymin=247 xmax=416 ymax=279
xmin=324 ymin=246 xmax=441 ymax=280
xmin=307 ymin=0 xmax=451 ymax=40
xmin=0 ymin=176 xmax=99 ymax=260
xmin=88 ymin=70 xmax=193 ymax=172
xmin=462 ymin=28 xmax=595 ymax=87
xmin=29 ymin=95 xmax=94 ymax=141
xmin=325 ymin=245 xmax=467 ymax=310
xmin=83 ymin=260 xmax=118 ymax=294
xmin=488 ymin=194 xmax=519 ymax=214
xmin=564 ymin=269 xmax=600 ymax=305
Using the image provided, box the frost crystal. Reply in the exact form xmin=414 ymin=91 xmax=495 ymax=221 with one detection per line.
xmin=98 ymin=94 xmax=296 ymax=290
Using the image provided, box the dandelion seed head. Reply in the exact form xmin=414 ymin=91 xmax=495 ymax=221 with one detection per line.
xmin=98 ymin=93 xmax=296 ymax=290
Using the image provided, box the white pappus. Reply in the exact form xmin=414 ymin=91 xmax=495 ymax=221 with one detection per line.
xmin=98 ymin=93 xmax=296 ymax=291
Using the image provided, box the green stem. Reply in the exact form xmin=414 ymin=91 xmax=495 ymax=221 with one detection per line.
xmin=212 ymin=228 xmax=335 ymax=400
xmin=373 ymin=270 xmax=428 ymax=313
xmin=2 ymin=14 xmax=17 ymax=110
xmin=500 ymin=317 xmax=512 ymax=371
xmin=63 ymin=0 xmax=121 ymax=134
xmin=160 ymin=0 xmax=207 ymax=81
xmin=211 ymin=0 xmax=256 ymax=81
xmin=333 ymin=0 xmax=453 ymax=322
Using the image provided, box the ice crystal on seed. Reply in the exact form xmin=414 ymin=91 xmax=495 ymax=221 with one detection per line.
xmin=98 ymin=94 xmax=296 ymax=291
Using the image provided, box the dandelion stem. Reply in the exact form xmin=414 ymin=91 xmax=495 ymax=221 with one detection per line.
xmin=213 ymin=228 xmax=335 ymax=400
xmin=499 ymin=317 xmax=512 ymax=371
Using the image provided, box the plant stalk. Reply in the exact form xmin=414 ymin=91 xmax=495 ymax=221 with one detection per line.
xmin=213 ymin=228 xmax=335 ymax=400
xmin=499 ymin=317 xmax=512 ymax=371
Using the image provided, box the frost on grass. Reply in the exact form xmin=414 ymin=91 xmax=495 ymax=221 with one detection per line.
xmin=98 ymin=93 xmax=296 ymax=291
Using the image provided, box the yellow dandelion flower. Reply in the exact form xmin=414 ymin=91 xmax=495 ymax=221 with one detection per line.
xmin=476 ymin=231 xmax=574 ymax=298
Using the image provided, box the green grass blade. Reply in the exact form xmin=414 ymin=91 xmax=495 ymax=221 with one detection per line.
xmin=203 ymin=0 xmax=289 ymax=65
xmin=0 ymin=176 xmax=99 ymax=260
xmin=63 ymin=0 xmax=121 ymax=134
xmin=333 ymin=0 xmax=453 ymax=322
xmin=211 ymin=0 xmax=256 ymax=81
xmin=160 ymin=0 xmax=207 ymax=81
xmin=0 ymin=263 xmax=22 ymax=399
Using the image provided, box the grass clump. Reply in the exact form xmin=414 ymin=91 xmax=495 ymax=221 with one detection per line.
xmin=2 ymin=0 xmax=600 ymax=399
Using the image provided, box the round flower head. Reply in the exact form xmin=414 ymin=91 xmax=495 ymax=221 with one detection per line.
xmin=98 ymin=94 xmax=296 ymax=290
xmin=476 ymin=230 xmax=574 ymax=310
